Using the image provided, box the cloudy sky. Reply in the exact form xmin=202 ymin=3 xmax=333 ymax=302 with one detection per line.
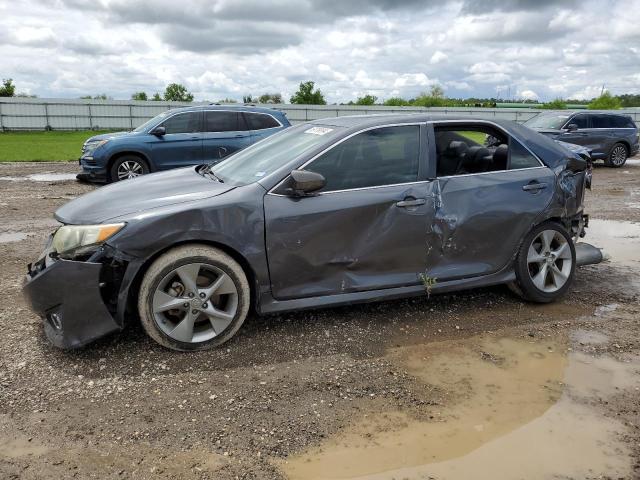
xmin=1 ymin=0 xmax=639 ymax=103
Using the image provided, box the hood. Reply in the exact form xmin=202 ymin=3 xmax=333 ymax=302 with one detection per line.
xmin=84 ymin=131 xmax=135 ymax=143
xmin=532 ymin=128 xmax=562 ymax=137
xmin=55 ymin=167 xmax=235 ymax=224
xmin=554 ymin=140 xmax=591 ymax=157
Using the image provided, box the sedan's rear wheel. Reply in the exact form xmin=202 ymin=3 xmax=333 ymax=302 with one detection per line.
xmin=138 ymin=245 xmax=250 ymax=351
xmin=606 ymin=143 xmax=628 ymax=168
xmin=511 ymin=222 xmax=575 ymax=303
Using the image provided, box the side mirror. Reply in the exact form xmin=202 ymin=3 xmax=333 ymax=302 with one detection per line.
xmin=566 ymin=123 xmax=578 ymax=132
xmin=286 ymin=170 xmax=326 ymax=196
xmin=151 ymin=126 xmax=166 ymax=136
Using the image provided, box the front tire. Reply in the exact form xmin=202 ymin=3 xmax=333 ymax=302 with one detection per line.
xmin=605 ymin=143 xmax=628 ymax=168
xmin=511 ymin=222 xmax=576 ymax=303
xmin=138 ymin=245 xmax=250 ymax=351
xmin=110 ymin=155 xmax=149 ymax=182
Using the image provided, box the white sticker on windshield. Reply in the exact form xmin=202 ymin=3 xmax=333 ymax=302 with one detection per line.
xmin=304 ymin=126 xmax=333 ymax=135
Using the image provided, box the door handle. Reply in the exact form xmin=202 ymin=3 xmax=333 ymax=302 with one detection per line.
xmin=522 ymin=181 xmax=548 ymax=192
xmin=396 ymin=198 xmax=426 ymax=207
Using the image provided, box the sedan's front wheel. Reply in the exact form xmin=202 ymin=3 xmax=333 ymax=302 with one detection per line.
xmin=138 ymin=245 xmax=250 ymax=351
xmin=510 ymin=222 xmax=576 ymax=303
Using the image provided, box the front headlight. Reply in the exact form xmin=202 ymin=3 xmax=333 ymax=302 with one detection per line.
xmin=82 ymin=139 xmax=109 ymax=155
xmin=52 ymin=223 xmax=125 ymax=257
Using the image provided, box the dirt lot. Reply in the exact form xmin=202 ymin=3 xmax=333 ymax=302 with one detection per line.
xmin=1 ymin=159 xmax=639 ymax=479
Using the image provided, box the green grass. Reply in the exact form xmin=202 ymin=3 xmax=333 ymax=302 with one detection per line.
xmin=0 ymin=130 xmax=117 ymax=162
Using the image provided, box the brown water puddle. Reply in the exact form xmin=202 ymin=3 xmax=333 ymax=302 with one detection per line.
xmin=581 ymin=219 xmax=640 ymax=265
xmin=281 ymin=334 xmax=637 ymax=480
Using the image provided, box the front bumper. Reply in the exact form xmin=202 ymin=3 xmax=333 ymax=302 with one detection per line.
xmin=23 ymin=256 xmax=121 ymax=349
xmin=78 ymin=157 xmax=108 ymax=183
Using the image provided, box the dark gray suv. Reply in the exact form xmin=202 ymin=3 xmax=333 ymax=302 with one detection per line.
xmin=524 ymin=111 xmax=639 ymax=167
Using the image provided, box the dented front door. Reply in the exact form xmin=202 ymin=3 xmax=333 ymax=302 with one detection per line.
xmin=264 ymin=182 xmax=435 ymax=300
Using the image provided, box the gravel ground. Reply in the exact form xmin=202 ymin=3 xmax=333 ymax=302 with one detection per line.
xmin=0 ymin=159 xmax=639 ymax=479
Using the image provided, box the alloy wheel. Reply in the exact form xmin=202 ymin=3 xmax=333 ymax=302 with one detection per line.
xmin=152 ymin=263 xmax=238 ymax=343
xmin=526 ymin=230 xmax=573 ymax=293
xmin=116 ymin=160 xmax=144 ymax=180
xmin=610 ymin=145 xmax=627 ymax=166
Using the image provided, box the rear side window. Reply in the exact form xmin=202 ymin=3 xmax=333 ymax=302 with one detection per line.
xmin=434 ymin=125 xmax=539 ymax=176
xmin=609 ymin=116 xmax=636 ymax=128
xmin=509 ymin=140 xmax=541 ymax=169
xmin=245 ymin=113 xmax=280 ymax=130
xmin=204 ymin=111 xmax=241 ymax=132
xmin=569 ymin=115 xmax=590 ymax=129
xmin=161 ymin=112 xmax=200 ymax=134
xmin=308 ymin=125 xmax=419 ymax=191
xmin=590 ymin=115 xmax=612 ymax=128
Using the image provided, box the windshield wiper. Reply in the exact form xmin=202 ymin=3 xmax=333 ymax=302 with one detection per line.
xmin=199 ymin=164 xmax=224 ymax=183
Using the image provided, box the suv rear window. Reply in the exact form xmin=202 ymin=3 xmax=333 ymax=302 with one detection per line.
xmin=204 ymin=111 xmax=242 ymax=132
xmin=245 ymin=113 xmax=280 ymax=130
xmin=590 ymin=114 xmax=612 ymax=129
xmin=609 ymin=115 xmax=636 ymax=128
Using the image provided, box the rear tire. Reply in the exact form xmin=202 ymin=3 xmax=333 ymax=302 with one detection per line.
xmin=511 ymin=222 xmax=576 ymax=303
xmin=605 ymin=143 xmax=628 ymax=168
xmin=110 ymin=155 xmax=149 ymax=182
xmin=138 ymin=245 xmax=250 ymax=351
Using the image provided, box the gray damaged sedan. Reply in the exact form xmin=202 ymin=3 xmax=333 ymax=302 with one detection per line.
xmin=24 ymin=115 xmax=604 ymax=351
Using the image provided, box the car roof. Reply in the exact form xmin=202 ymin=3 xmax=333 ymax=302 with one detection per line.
xmin=309 ymin=113 xmax=519 ymax=130
xmin=167 ymin=104 xmax=285 ymax=115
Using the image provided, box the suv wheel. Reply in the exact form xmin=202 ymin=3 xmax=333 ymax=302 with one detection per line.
xmin=606 ymin=143 xmax=628 ymax=168
xmin=110 ymin=155 xmax=149 ymax=182
xmin=510 ymin=222 xmax=576 ymax=303
xmin=138 ymin=244 xmax=250 ymax=351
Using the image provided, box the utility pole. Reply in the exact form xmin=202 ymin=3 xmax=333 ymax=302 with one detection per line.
xmin=601 ymin=84 xmax=605 ymax=96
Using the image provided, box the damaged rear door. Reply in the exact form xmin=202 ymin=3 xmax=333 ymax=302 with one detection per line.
xmin=264 ymin=124 xmax=434 ymax=300
xmin=426 ymin=121 xmax=556 ymax=281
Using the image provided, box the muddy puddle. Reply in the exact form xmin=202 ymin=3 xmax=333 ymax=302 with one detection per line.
xmin=281 ymin=333 xmax=638 ymax=480
xmin=0 ymin=173 xmax=78 ymax=182
xmin=580 ymin=218 xmax=640 ymax=265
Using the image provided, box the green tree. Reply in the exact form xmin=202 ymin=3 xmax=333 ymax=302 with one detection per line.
xmin=218 ymin=98 xmax=238 ymax=103
xmin=131 ymin=91 xmax=148 ymax=101
xmin=243 ymin=95 xmax=254 ymax=103
xmin=617 ymin=94 xmax=640 ymax=108
xmin=290 ymin=81 xmax=326 ymax=105
xmin=164 ymin=83 xmax=194 ymax=102
xmin=355 ymin=94 xmax=377 ymax=105
xmin=0 ymin=78 xmax=16 ymax=97
xmin=383 ymin=97 xmax=411 ymax=106
xmin=429 ymin=84 xmax=444 ymax=99
xmin=541 ymin=98 xmax=567 ymax=110
xmin=151 ymin=92 xmax=163 ymax=101
xmin=258 ymin=93 xmax=283 ymax=104
xmin=93 ymin=93 xmax=110 ymax=100
xmin=588 ymin=91 xmax=622 ymax=110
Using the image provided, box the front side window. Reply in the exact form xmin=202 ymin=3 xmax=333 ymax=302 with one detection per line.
xmin=570 ymin=115 xmax=590 ymax=129
xmin=245 ymin=113 xmax=280 ymax=130
xmin=204 ymin=111 xmax=242 ymax=132
xmin=306 ymin=125 xmax=420 ymax=192
xmin=434 ymin=125 xmax=540 ymax=176
xmin=161 ymin=112 xmax=200 ymax=134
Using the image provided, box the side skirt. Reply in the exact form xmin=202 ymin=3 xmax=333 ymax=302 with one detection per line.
xmin=257 ymin=268 xmax=517 ymax=315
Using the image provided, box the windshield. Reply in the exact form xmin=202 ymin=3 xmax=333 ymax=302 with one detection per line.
xmin=211 ymin=124 xmax=343 ymax=185
xmin=524 ymin=114 xmax=570 ymax=130
xmin=133 ymin=111 xmax=170 ymax=132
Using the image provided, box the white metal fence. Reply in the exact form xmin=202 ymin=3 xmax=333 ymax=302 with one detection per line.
xmin=0 ymin=97 xmax=639 ymax=131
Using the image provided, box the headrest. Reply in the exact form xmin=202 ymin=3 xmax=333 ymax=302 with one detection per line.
xmin=446 ymin=140 xmax=469 ymax=157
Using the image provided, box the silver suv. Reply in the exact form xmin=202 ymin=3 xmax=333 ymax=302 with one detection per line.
xmin=525 ymin=111 xmax=639 ymax=167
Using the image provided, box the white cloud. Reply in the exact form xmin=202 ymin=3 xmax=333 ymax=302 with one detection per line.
xmin=430 ymin=51 xmax=448 ymax=64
